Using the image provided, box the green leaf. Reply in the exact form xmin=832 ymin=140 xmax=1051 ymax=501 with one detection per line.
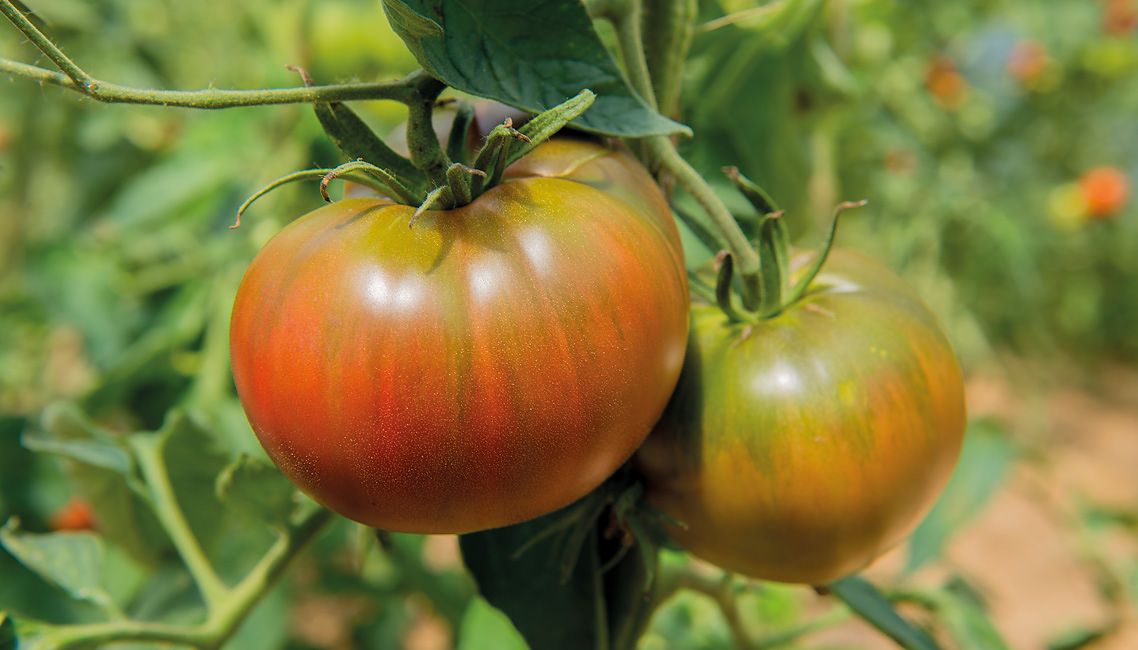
xmin=830 ymin=576 xmax=941 ymax=650
xmin=380 ymin=0 xmax=690 ymax=137
xmin=461 ymin=509 xmax=600 ymax=649
xmin=28 ymin=404 xmax=164 ymax=565
xmin=460 ymin=492 xmax=657 ymax=650
xmin=215 ymin=455 xmax=298 ymax=528
xmin=25 ymin=403 xmax=134 ymax=479
xmin=456 ymin=597 xmax=530 ymax=650
xmin=0 ymin=521 xmax=115 ymax=614
xmin=907 ymin=420 xmax=1016 ymax=572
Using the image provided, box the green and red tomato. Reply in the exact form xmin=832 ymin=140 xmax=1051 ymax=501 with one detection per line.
xmin=230 ymin=138 xmax=689 ymax=534
xmin=637 ymin=249 xmax=966 ymax=584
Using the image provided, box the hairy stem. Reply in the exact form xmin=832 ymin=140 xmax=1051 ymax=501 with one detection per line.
xmin=597 ymin=0 xmax=762 ymax=309
xmin=643 ymin=0 xmax=698 ymax=118
xmin=35 ymin=507 xmax=332 ymax=649
xmin=404 ymin=75 xmax=451 ymax=186
xmin=0 ymin=0 xmax=92 ymax=88
xmin=608 ymin=0 xmax=658 ymax=109
xmin=645 ymin=136 xmax=762 ymax=308
xmin=0 ymin=57 xmax=420 ymax=108
xmin=655 ymin=564 xmax=757 ymax=650
xmin=130 ymin=434 xmax=230 ymax=610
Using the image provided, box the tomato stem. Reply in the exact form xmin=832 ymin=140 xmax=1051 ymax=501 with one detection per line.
xmin=404 ymin=75 xmax=453 ymax=188
xmin=645 ymin=136 xmax=763 ymax=310
xmin=130 ymin=431 xmax=231 ymax=610
xmin=642 ymin=0 xmax=699 ymax=119
xmin=0 ymin=44 xmax=422 ymax=109
xmin=590 ymin=0 xmax=658 ymax=110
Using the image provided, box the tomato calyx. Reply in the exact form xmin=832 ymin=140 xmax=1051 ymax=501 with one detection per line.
xmin=711 ymin=167 xmax=867 ymax=323
xmin=230 ymin=69 xmax=597 ymax=228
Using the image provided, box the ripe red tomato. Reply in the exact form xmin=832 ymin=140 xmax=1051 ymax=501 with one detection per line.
xmin=49 ymin=498 xmax=97 ymax=532
xmin=231 ymin=139 xmax=688 ymax=534
xmin=926 ymin=55 xmax=967 ymax=110
xmin=636 ymin=250 xmax=965 ymax=584
xmin=1079 ymin=166 xmax=1130 ymax=219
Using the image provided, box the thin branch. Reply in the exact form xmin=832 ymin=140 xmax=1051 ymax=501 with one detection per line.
xmin=645 ymin=136 xmax=763 ymax=309
xmin=32 ymin=507 xmax=333 ymax=650
xmin=697 ymin=3 xmax=783 ymax=33
xmin=0 ymin=0 xmax=92 ymax=88
xmin=130 ymin=434 xmax=230 ymax=611
xmin=0 ymin=0 xmax=428 ymax=108
xmin=595 ymin=0 xmax=658 ymax=109
xmin=0 ymin=57 xmax=421 ymax=108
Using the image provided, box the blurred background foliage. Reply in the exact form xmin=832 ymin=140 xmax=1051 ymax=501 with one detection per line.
xmin=0 ymin=0 xmax=1136 ymax=648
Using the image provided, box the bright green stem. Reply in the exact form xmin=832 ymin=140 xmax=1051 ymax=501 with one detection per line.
xmin=129 ymin=432 xmax=230 ymax=611
xmin=756 ymin=213 xmax=791 ymax=317
xmin=403 ymin=75 xmax=451 ymax=187
xmin=654 ymin=565 xmax=758 ymax=650
xmin=207 ymin=508 xmax=333 ymax=646
xmin=642 ymin=0 xmax=698 ymax=118
xmin=613 ymin=0 xmax=657 ymax=109
xmin=783 ymin=199 xmax=867 ymax=306
xmin=34 ymin=508 xmax=332 ymax=650
xmin=0 ymin=0 xmax=93 ymax=89
xmin=646 ymin=136 xmax=762 ymax=309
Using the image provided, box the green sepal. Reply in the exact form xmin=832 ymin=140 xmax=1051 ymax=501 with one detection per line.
xmin=314 ymin=101 xmax=425 ymax=188
xmin=468 ymin=91 xmax=596 ymax=198
xmin=446 ymin=162 xmax=477 ymax=205
xmin=723 ymin=165 xmax=781 ymax=214
xmin=756 ymin=212 xmax=790 ymax=318
xmin=715 ymin=253 xmax=750 ymax=323
xmin=410 ymin=184 xmax=454 ymax=227
xmin=783 ymin=200 xmax=867 ymax=307
xmin=470 ymin=121 xmax=529 ymax=196
xmin=321 ymin=160 xmax=424 ymax=205
xmin=506 ymin=90 xmax=596 ymax=168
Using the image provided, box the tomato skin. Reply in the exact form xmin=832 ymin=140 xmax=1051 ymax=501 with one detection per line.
xmin=231 ymin=139 xmax=688 ymax=534
xmin=636 ymin=250 xmax=964 ymax=584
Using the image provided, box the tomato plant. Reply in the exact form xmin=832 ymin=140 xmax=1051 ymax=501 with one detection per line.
xmin=637 ymin=184 xmax=965 ymax=585
xmin=230 ymin=138 xmax=688 ymax=533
